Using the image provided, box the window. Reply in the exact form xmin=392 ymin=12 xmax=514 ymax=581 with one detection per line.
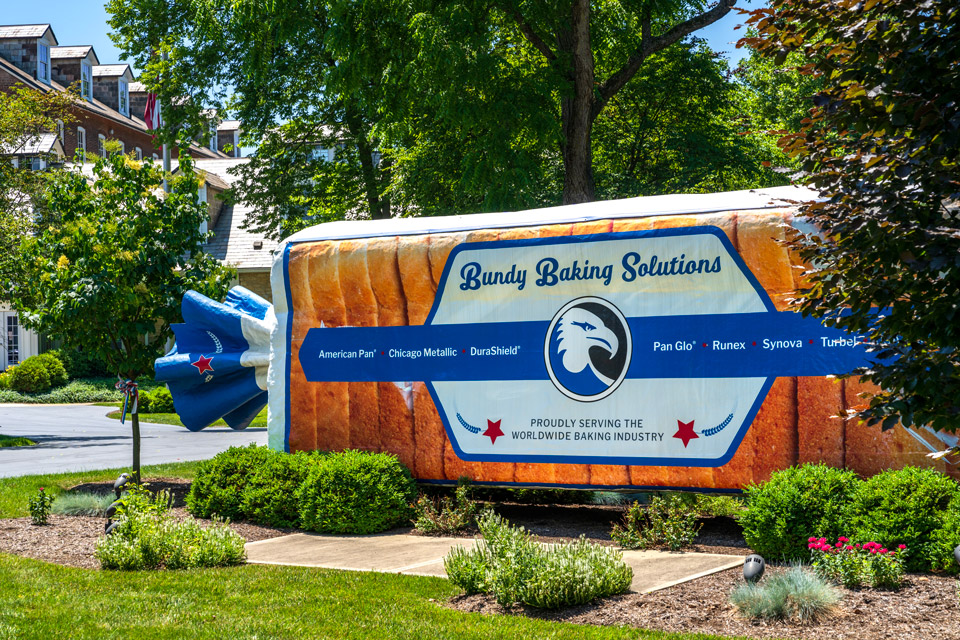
xmin=81 ymin=62 xmax=92 ymax=100
xmin=118 ymin=79 xmax=129 ymax=116
xmin=56 ymin=119 xmax=64 ymax=143
xmin=152 ymin=153 xmax=159 ymax=160
xmin=76 ymin=127 xmax=86 ymax=161
xmin=37 ymin=41 xmax=50 ymax=83
xmin=198 ymin=184 xmax=208 ymax=234
xmin=118 ymin=141 xmax=125 ymax=155
xmin=135 ymin=147 xmax=142 ymax=161
xmin=6 ymin=315 xmax=19 ymax=367
xmin=98 ymin=134 xmax=106 ymax=158
xmin=9 ymin=157 xmax=18 ymax=169
xmin=209 ymin=123 xmax=218 ymax=152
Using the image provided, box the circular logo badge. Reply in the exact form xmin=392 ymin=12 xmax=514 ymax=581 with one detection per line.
xmin=544 ymin=297 xmax=632 ymax=402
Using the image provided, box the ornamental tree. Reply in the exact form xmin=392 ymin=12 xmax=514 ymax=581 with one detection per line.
xmin=12 ymin=151 xmax=234 ymax=478
xmin=743 ymin=1 xmax=960 ymax=433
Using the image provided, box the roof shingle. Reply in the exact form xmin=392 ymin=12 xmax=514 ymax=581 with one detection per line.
xmin=0 ymin=24 xmax=53 ymax=40
xmin=51 ymin=45 xmax=95 ymax=60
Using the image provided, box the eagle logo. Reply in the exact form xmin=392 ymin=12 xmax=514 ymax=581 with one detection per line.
xmin=544 ymin=297 xmax=632 ymax=402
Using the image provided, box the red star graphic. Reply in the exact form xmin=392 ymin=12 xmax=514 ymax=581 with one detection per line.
xmin=483 ymin=419 xmax=505 ymax=445
xmin=191 ymin=354 xmax=214 ymax=375
xmin=673 ymin=419 xmax=699 ymax=448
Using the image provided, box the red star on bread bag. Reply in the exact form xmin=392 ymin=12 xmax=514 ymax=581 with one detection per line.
xmin=191 ymin=355 xmax=214 ymax=375
xmin=483 ymin=419 xmax=505 ymax=445
xmin=673 ymin=419 xmax=699 ymax=448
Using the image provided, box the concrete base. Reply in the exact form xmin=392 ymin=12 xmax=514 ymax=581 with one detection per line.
xmin=245 ymin=532 xmax=742 ymax=593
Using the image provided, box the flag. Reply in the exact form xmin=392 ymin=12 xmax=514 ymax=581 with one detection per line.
xmin=154 ymin=287 xmax=275 ymax=431
xmin=144 ymin=92 xmax=160 ymax=130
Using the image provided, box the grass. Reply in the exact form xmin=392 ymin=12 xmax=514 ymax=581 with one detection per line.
xmin=0 ymin=434 xmax=35 ymax=448
xmin=0 ymin=554 xmax=743 ymax=640
xmin=0 ymin=461 xmax=202 ymax=519
xmin=105 ymin=407 xmax=268 ymax=429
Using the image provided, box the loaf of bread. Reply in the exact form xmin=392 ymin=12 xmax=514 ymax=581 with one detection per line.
xmin=283 ymin=207 xmax=955 ymax=489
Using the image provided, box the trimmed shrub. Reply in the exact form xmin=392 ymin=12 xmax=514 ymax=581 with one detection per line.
xmin=239 ymin=451 xmax=316 ymax=528
xmin=846 ymin=466 xmax=958 ymax=572
xmin=147 ymin=387 xmax=175 ymax=413
xmin=730 ymin=566 xmax=840 ymax=623
xmin=297 ymin=450 xmax=416 ymax=534
xmin=33 ymin=352 xmax=68 ymax=388
xmin=611 ymin=494 xmax=702 ymax=551
xmin=50 ymin=348 xmax=109 ymax=378
xmin=8 ymin=357 xmax=52 ymax=393
xmin=444 ymin=511 xmax=633 ymax=609
xmin=186 ymin=444 xmax=276 ymax=520
xmin=931 ymin=496 xmax=960 ymax=574
xmin=740 ymin=464 xmax=862 ymax=561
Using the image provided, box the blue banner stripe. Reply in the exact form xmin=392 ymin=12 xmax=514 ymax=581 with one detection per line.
xmin=297 ymin=311 xmax=870 ymax=382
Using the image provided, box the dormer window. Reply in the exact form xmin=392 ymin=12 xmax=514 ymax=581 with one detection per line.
xmin=81 ymin=62 xmax=92 ymax=101
xmin=37 ymin=42 xmax=50 ymax=83
xmin=118 ymin=79 xmax=129 ymax=116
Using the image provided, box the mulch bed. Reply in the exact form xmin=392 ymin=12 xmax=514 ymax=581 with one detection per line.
xmin=2 ymin=478 xmax=957 ymax=639
xmin=450 ymin=565 xmax=960 ymax=640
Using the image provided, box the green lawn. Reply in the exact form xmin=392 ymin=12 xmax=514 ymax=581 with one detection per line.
xmin=104 ymin=407 xmax=268 ymax=429
xmin=0 ymin=434 xmax=36 ymax=448
xmin=0 ymin=554 xmax=742 ymax=640
xmin=0 ymin=462 xmax=202 ymax=518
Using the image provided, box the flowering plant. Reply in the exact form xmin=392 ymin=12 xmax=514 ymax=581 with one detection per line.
xmin=808 ymin=536 xmax=906 ymax=589
xmin=28 ymin=487 xmax=55 ymax=526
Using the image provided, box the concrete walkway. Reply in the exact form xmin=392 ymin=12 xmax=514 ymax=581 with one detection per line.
xmin=245 ymin=532 xmax=742 ymax=593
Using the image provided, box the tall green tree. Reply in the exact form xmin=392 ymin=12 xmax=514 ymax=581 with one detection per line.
xmin=0 ymin=85 xmax=74 ymax=299
xmin=13 ymin=153 xmax=234 ymax=478
xmin=745 ymin=1 xmax=960 ymax=434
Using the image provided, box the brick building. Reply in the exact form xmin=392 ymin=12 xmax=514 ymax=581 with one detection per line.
xmin=0 ymin=23 xmax=276 ymax=371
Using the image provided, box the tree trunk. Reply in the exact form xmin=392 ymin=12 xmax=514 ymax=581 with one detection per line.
xmin=560 ymin=0 xmax=596 ymax=205
xmin=345 ymin=107 xmax=388 ymax=220
xmin=131 ymin=411 xmax=141 ymax=484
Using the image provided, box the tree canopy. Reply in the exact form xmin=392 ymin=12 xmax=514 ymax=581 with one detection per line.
xmin=745 ymin=0 xmax=960 ymax=433
xmin=108 ymin=0 xmax=788 ymax=239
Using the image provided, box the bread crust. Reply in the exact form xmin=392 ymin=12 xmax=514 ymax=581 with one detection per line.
xmin=287 ymin=244 xmax=317 ymax=452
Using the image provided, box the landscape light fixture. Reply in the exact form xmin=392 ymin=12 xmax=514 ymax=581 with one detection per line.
xmin=743 ymin=554 xmax=765 ymax=583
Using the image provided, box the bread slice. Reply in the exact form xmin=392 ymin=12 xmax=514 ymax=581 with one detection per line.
xmin=797 ymin=376 xmax=845 ymax=467
xmin=366 ymin=236 xmax=416 ymax=471
xmin=286 ymin=243 xmax=318 ymax=452
xmin=306 ymin=241 xmax=350 ymax=452
xmin=338 ymin=239 xmax=381 ymax=453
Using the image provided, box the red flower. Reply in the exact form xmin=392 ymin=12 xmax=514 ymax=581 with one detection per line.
xmin=38 ymin=487 xmax=44 ymax=492
xmin=845 ymin=545 xmax=854 ymax=550
xmin=808 ymin=537 xmax=817 ymax=543
xmin=898 ymin=544 xmax=906 ymax=550
xmin=838 ymin=536 xmax=849 ymax=543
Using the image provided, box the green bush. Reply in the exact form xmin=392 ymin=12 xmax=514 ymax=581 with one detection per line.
xmin=932 ymin=497 xmax=960 ymax=574
xmin=49 ymin=348 xmax=109 ymax=378
xmin=239 ymin=451 xmax=315 ymax=528
xmin=8 ymin=357 xmax=52 ymax=393
xmin=96 ymin=483 xmax=245 ymax=570
xmin=0 ymin=365 xmax=13 ymax=390
xmin=0 ymin=379 xmax=124 ymax=404
xmin=611 ymin=494 xmax=702 ymax=551
xmin=740 ymin=464 xmax=863 ymax=561
xmin=52 ymin=492 xmax=114 ymax=517
xmin=147 ymin=387 xmax=174 ymax=413
xmin=414 ymin=480 xmax=479 ymax=535
xmin=297 ymin=450 xmax=416 ymax=534
xmin=186 ymin=444 xmax=276 ymax=520
xmin=33 ymin=352 xmax=68 ymax=388
xmin=444 ymin=511 xmax=633 ymax=609
xmin=730 ymin=566 xmax=840 ymax=623
xmin=846 ymin=466 xmax=958 ymax=572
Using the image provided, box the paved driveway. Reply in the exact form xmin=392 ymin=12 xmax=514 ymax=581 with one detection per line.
xmin=0 ymin=404 xmax=266 ymax=477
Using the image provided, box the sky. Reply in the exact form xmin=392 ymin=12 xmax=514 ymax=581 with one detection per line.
xmin=6 ymin=0 xmax=753 ymax=77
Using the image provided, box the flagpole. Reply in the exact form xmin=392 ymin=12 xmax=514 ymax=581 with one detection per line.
xmin=161 ymin=50 xmax=170 ymax=193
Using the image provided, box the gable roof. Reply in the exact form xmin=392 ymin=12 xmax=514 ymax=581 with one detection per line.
xmin=92 ymin=64 xmax=131 ymax=78
xmin=0 ymin=24 xmax=56 ymax=42
xmin=51 ymin=45 xmax=97 ymax=63
xmin=0 ymin=132 xmax=61 ymax=156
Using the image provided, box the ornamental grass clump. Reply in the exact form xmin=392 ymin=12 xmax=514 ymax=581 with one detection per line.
xmin=51 ymin=492 xmax=114 ymax=517
xmin=730 ymin=566 xmax=840 ymax=624
xmin=809 ymin=537 xmax=906 ymax=589
xmin=444 ymin=511 xmax=632 ymax=609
